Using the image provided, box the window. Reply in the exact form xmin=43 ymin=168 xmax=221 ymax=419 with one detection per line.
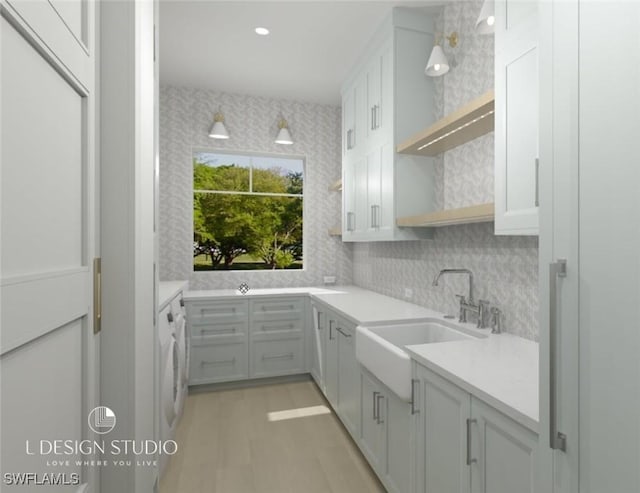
xmin=193 ymin=151 xmax=304 ymax=271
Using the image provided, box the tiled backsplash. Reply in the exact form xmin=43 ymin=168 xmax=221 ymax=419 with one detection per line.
xmin=351 ymin=0 xmax=539 ymax=340
xmin=159 ymin=86 xmax=352 ymax=289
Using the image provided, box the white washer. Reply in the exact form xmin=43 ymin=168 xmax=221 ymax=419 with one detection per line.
xmin=158 ymin=304 xmax=182 ymax=476
xmin=170 ymin=296 xmax=189 ymax=418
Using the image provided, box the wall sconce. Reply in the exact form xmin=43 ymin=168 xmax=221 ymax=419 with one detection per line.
xmin=425 ymin=32 xmax=458 ymax=77
xmin=476 ymin=0 xmax=495 ymax=35
xmin=274 ymin=117 xmax=294 ymax=145
xmin=208 ymin=110 xmax=230 ymax=139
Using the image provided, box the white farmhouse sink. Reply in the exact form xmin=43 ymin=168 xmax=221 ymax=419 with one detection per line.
xmin=356 ymin=320 xmax=484 ymax=401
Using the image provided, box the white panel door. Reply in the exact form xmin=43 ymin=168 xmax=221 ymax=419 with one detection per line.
xmin=494 ymin=0 xmax=539 ymax=235
xmin=1 ymin=0 xmax=98 ymax=491
xmin=537 ymin=2 xmax=579 ymax=493
xmin=420 ymin=367 xmax=471 ymax=493
xmin=471 ymin=398 xmax=538 ymax=493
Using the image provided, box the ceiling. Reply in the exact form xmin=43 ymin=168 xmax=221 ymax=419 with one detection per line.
xmin=159 ymin=1 xmax=444 ymax=105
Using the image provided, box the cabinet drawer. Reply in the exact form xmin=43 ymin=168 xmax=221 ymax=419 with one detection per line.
xmin=251 ymin=337 xmax=304 ymax=378
xmin=250 ymin=319 xmax=304 ymax=336
xmin=190 ymin=321 xmax=248 ymax=345
xmin=186 ymin=300 xmax=248 ymax=325
xmin=250 ymin=297 xmax=305 ymax=322
xmin=189 ymin=341 xmax=248 ymax=385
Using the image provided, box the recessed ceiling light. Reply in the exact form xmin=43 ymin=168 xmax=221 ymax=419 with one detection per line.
xmin=255 ymin=27 xmax=270 ymax=36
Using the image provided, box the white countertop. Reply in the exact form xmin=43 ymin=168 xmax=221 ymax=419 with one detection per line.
xmin=310 ymin=286 xmax=442 ymax=325
xmin=184 ymin=286 xmax=338 ymax=300
xmin=407 ymin=334 xmax=539 ymax=432
xmin=159 ymin=281 xmax=189 ymax=310
xmin=180 ymin=284 xmax=538 ymax=431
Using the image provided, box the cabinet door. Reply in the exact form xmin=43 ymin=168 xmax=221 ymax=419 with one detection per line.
xmin=354 ymin=154 xmax=369 ymax=236
xmin=343 ymin=87 xmax=356 ymax=157
xmin=470 ymin=398 xmax=537 ymax=493
xmin=385 ymin=390 xmax=411 ymax=493
xmin=324 ymin=315 xmax=339 ymax=408
xmin=494 ymin=0 xmax=539 ymax=235
xmin=342 ymin=157 xmax=356 ymax=239
xmin=336 ymin=320 xmax=359 ymax=438
xmin=360 ymin=369 xmax=385 ymax=471
xmin=366 ymin=147 xmax=381 ymax=235
xmin=310 ymin=304 xmax=325 ymax=391
xmin=366 ymin=53 xmax=381 ymax=144
xmin=420 ymin=366 xmax=471 ymax=493
xmin=354 ymin=72 xmax=367 ymax=155
xmin=365 ymin=143 xmax=394 ymax=238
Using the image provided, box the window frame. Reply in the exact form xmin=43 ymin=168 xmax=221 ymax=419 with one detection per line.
xmin=191 ymin=147 xmax=306 ymax=273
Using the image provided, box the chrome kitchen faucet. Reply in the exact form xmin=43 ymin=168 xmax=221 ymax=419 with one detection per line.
xmin=432 ymin=269 xmax=491 ymax=329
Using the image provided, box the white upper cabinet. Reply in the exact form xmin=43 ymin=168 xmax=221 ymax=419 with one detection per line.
xmin=341 ymin=8 xmax=436 ymax=242
xmin=494 ymin=0 xmax=539 ymax=235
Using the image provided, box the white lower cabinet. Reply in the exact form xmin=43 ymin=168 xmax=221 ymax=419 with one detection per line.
xmin=361 ymin=368 xmax=411 ymax=493
xmin=413 ymin=363 xmax=538 ymax=493
xmin=185 ymin=296 xmax=306 ymax=385
xmin=336 ymin=318 xmax=360 ymax=437
xmin=324 ymin=313 xmax=339 ymax=408
xmin=310 ymin=302 xmax=326 ymax=390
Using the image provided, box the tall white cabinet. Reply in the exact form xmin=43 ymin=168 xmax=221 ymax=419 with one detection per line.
xmin=341 ymin=8 xmax=437 ymax=242
xmin=494 ymin=0 xmax=539 ymax=235
xmin=538 ymin=2 xmax=640 ymax=492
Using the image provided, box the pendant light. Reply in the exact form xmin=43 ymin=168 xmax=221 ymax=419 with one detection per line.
xmin=476 ymin=0 xmax=495 ymax=35
xmin=275 ymin=118 xmax=294 ymax=145
xmin=208 ymin=110 xmax=230 ymax=139
xmin=425 ymin=32 xmax=457 ymax=77
xmin=425 ymin=44 xmax=450 ymax=77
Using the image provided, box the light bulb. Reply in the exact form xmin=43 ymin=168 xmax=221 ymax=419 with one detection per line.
xmin=487 ymin=15 xmax=495 ymax=26
xmin=434 ymin=64 xmax=441 ymax=71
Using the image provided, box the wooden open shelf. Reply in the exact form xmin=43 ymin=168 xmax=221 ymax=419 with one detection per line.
xmin=329 ymin=179 xmax=342 ymax=192
xmin=328 ymin=226 xmax=342 ymax=236
xmin=397 ymin=90 xmax=495 ymax=157
xmin=397 ymin=203 xmax=494 ymax=228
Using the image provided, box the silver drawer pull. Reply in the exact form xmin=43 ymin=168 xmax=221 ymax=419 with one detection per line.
xmin=410 ymin=379 xmax=419 ymax=415
xmin=261 ymin=304 xmax=296 ymax=312
xmin=201 ymin=357 xmax=236 ymax=367
xmin=262 ymin=352 xmax=294 ymax=361
xmin=200 ymin=307 xmax=237 ymax=315
xmin=376 ymin=394 xmax=385 ymax=424
xmin=261 ymin=323 xmax=295 ymax=331
xmin=466 ymin=418 xmax=477 ymax=465
xmin=200 ymin=327 xmax=236 ymax=334
xmin=372 ymin=391 xmax=380 ymax=421
xmin=336 ymin=327 xmax=351 ymax=338
xmin=550 ymin=259 xmax=568 ymax=452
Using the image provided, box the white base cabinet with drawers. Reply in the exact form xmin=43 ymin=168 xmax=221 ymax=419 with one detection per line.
xmin=186 ymin=299 xmax=249 ymax=384
xmin=412 ymin=363 xmax=538 ymax=493
xmin=185 ymin=296 xmax=306 ymax=385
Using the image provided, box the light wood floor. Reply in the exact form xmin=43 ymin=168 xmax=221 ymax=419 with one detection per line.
xmin=160 ymin=379 xmax=385 ymax=493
